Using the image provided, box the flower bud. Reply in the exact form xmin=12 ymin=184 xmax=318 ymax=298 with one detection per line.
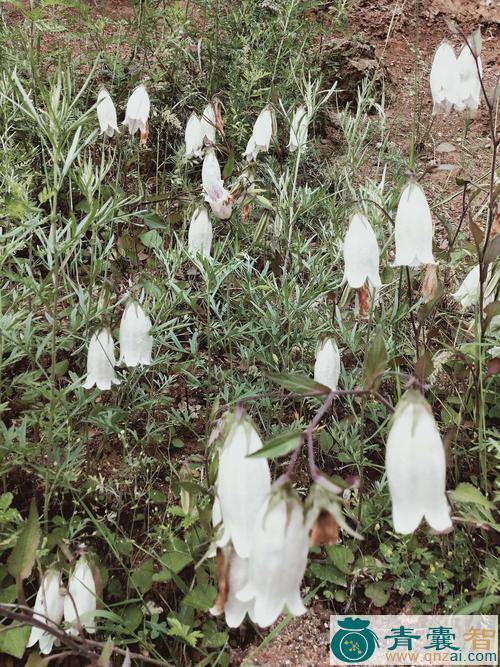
xmin=27 ymin=569 xmax=65 ymax=655
xmin=287 ymin=105 xmax=309 ymax=153
xmin=185 ymin=112 xmax=204 ymax=159
xmin=236 ymin=491 xmax=309 ymax=627
xmin=430 ymin=41 xmax=460 ymax=115
xmin=243 ymin=105 xmax=274 ymax=162
xmin=393 ymin=181 xmax=435 ymax=268
xmin=96 ymin=88 xmax=118 ymax=138
xmin=343 ymin=213 xmax=381 ymax=289
xmin=123 ymin=84 xmax=150 ymax=135
xmin=314 ymin=337 xmax=341 ymax=391
xmin=188 ymin=206 xmax=213 ymax=258
xmin=64 ymin=556 xmax=98 ymax=635
xmin=119 ymin=300 xmax=153 ymax=367
xmin=386 ymin=390 xmax=452 ymax=534
xmin=83 ymin=328 xmax=121 ymax=391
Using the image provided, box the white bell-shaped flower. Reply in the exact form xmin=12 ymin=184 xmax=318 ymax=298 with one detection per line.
xmin=430 ymin=41 xmax=460 ymax=114
xmin=188 ymin=206 xmax=212 ymax=258
xmin=456 ymin=45 xmax=482 ymax=112
xmin=96 ymin=88 xmax=118 ymax=138
xmin=210 ymin=548 xmax=256 ymax=628
xmin=237 ymin=492 xmax=309 ymax=627
xmin=244 ymin=105 xmax=274 ymax=162
xmin=83 ymin=328 xmax=121 ymax=391
xmin=452 ymin=265 xmax=496 ymax=309
xmin=123 ymin=84 xmax=150 ymax=135
xmin=343 ymin=213 xmax=381 ymax=289
xmin=202 ymin=149 xmax=232 ymax=220
xmin=314 ymin=337 xmax=341 ymax=391
xmin=393 ymin=181 xmax=435 ymax=267
xmin=27 ymin=569 xmax=65 ymax=655
xmin=386 ymin=390 xmax=452 ymax=534
xmin=64 ymin=556 xmax=97 ymax=635
xmin=216 ymin=413 xmax=271 ymax=558
xmin=119 ymin=300 xmax=153 ymax=367
xmin=185 ymin=112 xmax=204 ymax=159
xmin=200 ymin=102 xmax=216 ymax=143
xmin=287 ymin=106 xmax=309 ymax=153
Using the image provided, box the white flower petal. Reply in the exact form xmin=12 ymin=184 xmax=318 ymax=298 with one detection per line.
xmin=430 ymin=41 xmax=460 ymax=115
xmin=188 ymin=206 xmax=212 ymax=258
xmin=83 ymin=328 xmax=120 ymax=390
xmin=96 ymin=88 xmax=118 ymax=138
xmin=123 ymin=84 xmax=150 ymax=135
xmin=243 ymin=106 xmax=274 ymax=161
xmin=314 ymin=338 xmax=340 ymax=391
xmin=386 ymin=391 xmax=452 ymax=535
xmin=27 ymin=570 xmax=64 ymax=654
xmin=185 ymin=112 xmax=204 ymax=158
xmin=119 ymin=301 xmax=153 ymax=367
xmin=288 ymin=106 xmax=309 ymax=153
xmin=200 ymin=103 xmax=216 ymax=143
xmin=64 ymin=557 xmax=97 ymax=635
xmin=457 ymin=46 xmax=482 ymax=112
xmin=393 ymin=181 xmax=435 ymax=268
xmin=343 ymin=213 xmax=381 ymax=289
xmin=216 ymin=416 xmax=271 ymax=558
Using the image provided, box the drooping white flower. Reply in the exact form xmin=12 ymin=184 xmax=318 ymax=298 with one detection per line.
xmin=27 ymin=570 xmax=65 ymax=655
xmin=237 ymin=492 xmax=309 ymax=627
xmin=83 ymin=328 xmax=121 ymax=391
xmin=393 ymin=181 xmax=435 ymax=267
xmin=188 ymin=206 xmax=212 ymax=258
xmin=64 ymin=556 xmax=97 ymax=635
xmin=202 ymin=149 xmax=232 ymax=220
xmin=200 ymin=102 xmax=216 ymax=143
xmin=314 ymin=337 xmax=341 ymax=391
xmin=185 ymin=112 xmax=204 ymax=159
xmin=119 ymin=300 xmax=153 ymax=367
xmin=343 ymin=213 xmax=381 ymax=289
xmin=456 ymin=45 xmax=482 ymax=112
xmin=244 ymin=105 xmax=274 ymax=162
xmin=452 ymin=265 xmax=496 ymax=309
xmin=123 ymin=84 xmax=150 ymax=135
xmin=430 ymin=40 xmax=460 ymax=115
xmin=386 ymin=390 xmax=452 ymax=535
xmin=287 ymin=106 xmax=309 ymax=153
xmin=216 ymin=413 xmax=271 ymax=558
xmin=96 ymin=88 xmax=118 ymax=138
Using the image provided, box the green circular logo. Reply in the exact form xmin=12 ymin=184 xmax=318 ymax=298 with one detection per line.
xmin=330 ymin=618 xmax=380 ymax=663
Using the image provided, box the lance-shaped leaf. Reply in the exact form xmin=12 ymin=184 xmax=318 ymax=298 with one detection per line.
xmin=7 ymin=498 xmax=40 ymax=582
xmin=363 ymin=328 xmax=387 ymax=390
xmin=248 ymin=430 xmax=303 ymax=459
xmin=268 ymin=372 xmax=329 ymax=396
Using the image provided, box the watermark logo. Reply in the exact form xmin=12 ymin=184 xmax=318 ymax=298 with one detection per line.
xmin=330 ymin=617 xmax=380 ymax=663
xmin=329 ymin=615 xmax=498 ymax=665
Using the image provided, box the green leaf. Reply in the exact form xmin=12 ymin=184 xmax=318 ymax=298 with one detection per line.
xmin=122 ymin=604 xmax=143 ymax=632
xmin=222 ymin=150 xmax=235 ymax=180
xmin=248 ymin=430 xmax=302 ymax=459
xmin=139 ymin=230 xmax=163 ymax=249
xmin=268 ymin=373 xmax=329 ymax=396
xmin=363 ymin=328 xmax=387 ymax=389
xmin=182 ymin=584 xmax=217 ymax=612
xmin=364 ymin=581 xmax=391 ymax=607
xmin=253 ymin=209 xmax=271 ymax=244
xmin=7 ymin=498 xmax=40 ymax=582
xmin=449 ymin=482 xmax=495 ymax=509
xmin=130 ymin=558 xmax=154 ymax=594
xmin=457 ymin=594 xmax=500 ymax=614
xmin=309 ymin=562 xmax=347 ymax=587
xmin=0 ymin=624 xmax=30 ymax=659
xmin=326 ymin=545 xmax=354 ymax=574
